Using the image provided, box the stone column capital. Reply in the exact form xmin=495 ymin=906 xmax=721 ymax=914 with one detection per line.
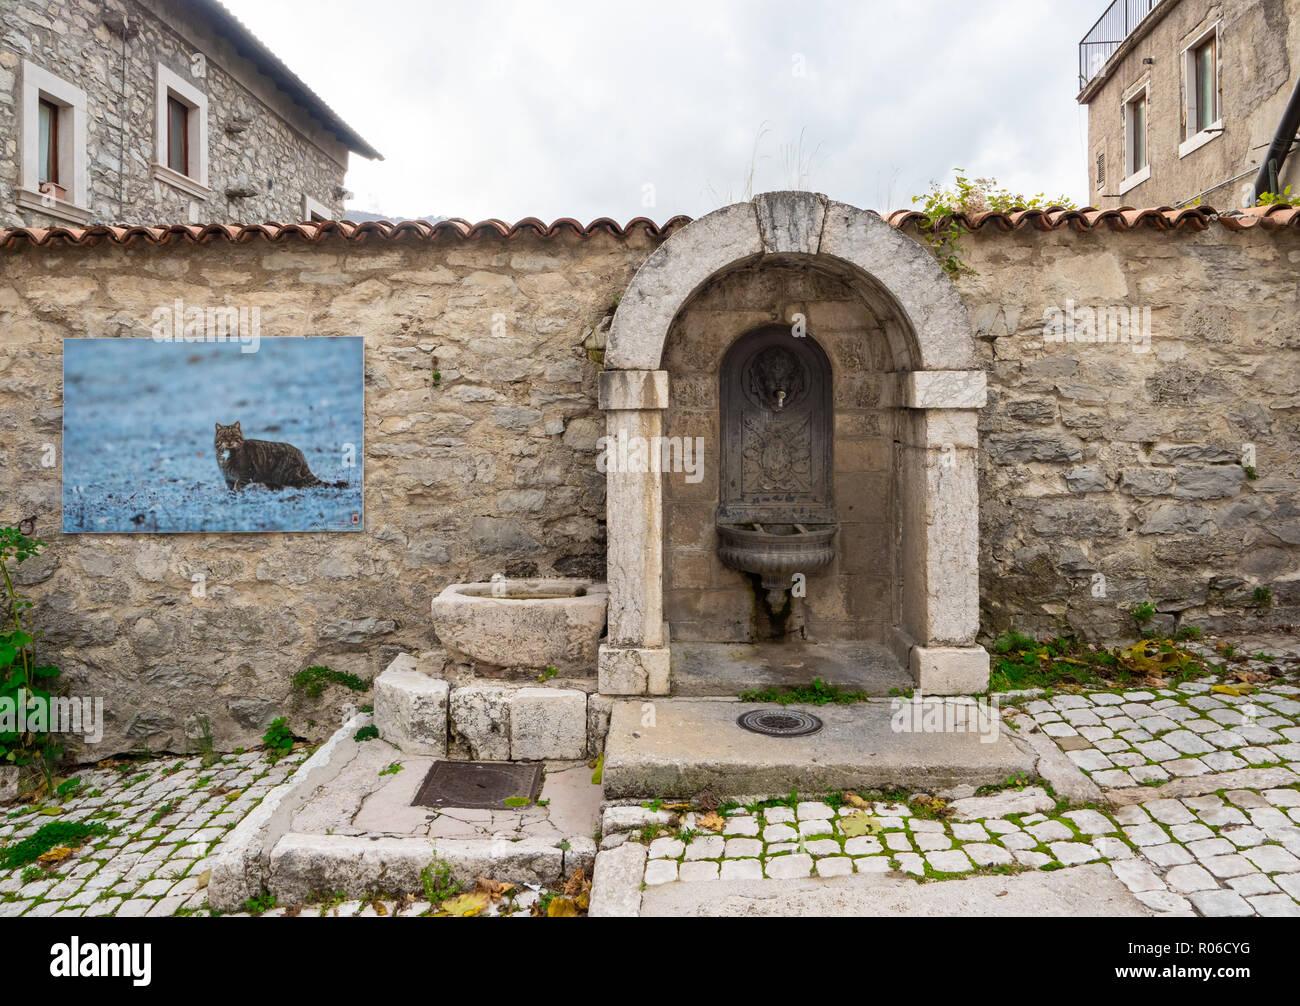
xmin=901 ymin=370 xmax=987 ymax=409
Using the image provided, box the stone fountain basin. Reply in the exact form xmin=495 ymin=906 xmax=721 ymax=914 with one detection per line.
xmin=716 ymin=522 xmax=836 ymax=588
xmin=430 ymin=579 xmax=608 ymax=673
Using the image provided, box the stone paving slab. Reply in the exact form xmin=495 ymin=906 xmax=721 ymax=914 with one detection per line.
xmin=639 ymin=862 xmax=1155 ymax=916
xmin=602 ymin=698 xmax=1035 ymax=798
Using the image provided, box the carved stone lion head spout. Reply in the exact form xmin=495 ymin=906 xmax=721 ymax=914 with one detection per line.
xmin=747 ymin=345 xmax=806 ymax=412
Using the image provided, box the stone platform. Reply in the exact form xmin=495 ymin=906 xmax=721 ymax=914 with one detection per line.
xmin=601 ymin=697 xmax=1036 ymax=798
xmin=669 ymin=640 xmax=911 ymax=697
xmin=207 ymin=714 xmax=601 ymax=910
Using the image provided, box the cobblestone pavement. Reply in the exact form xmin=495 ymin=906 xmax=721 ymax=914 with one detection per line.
xmin=0 ymin=750 xmax=306 ymax=918
xmin=626 ymin=675 xmax=1300 ymax=919
xmin=1018 ymin=682 xmax=1300 ymax=787
xmin=628 ymin=786 xmax=1300 ymax=917
xmin=4 ymin=678 xmax=1300 ymax=918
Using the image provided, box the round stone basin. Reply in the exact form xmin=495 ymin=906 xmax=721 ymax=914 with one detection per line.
xmin=430 ymin=579 xmax=608 ymax=673
xmin=716 ymin=522 xmax=836 ymax=591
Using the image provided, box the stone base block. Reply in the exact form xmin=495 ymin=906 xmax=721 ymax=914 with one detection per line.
xmin=0 ymin=766 xmax=18 ymax=804
xmin=509 ymin=687 xmax=587 ymax=760
xmin=909 ymin=645 xmax=990 ymax=695
xmin=373 ymin=654 xmax=449 ymax=756
xmin=448 ymin=684 xmax=511 ymax=761
xmin=598 ymin=645 xmax=671 ymax=695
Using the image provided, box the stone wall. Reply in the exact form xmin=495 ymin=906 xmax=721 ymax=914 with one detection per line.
xmin=0 ymin=0 xmax=351 ymax=228
xmin=954 ymin=222 xmax=1300 ymax=642
xmin=1 ymin=215 xmax=1297 ymax=757
xmin=0 ymin=228 xmax=660 ymax=756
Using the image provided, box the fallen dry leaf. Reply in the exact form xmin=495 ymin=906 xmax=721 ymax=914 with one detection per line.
xmin=475 ymin=877 xmax=515 ymax=900
xmin=439 ymin=892 xmax=490 ymax=917
xmin=546 ymin=896 xmax=579 ymax=917
xmin=36 ymin=847 xmax=72 ymax=864
xmin=843 ymin=792 xmax=870 ymax=809
xmin=697 ymin=811 xmax=726 ymax=833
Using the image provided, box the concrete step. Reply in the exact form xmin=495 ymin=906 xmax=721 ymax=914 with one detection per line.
xmin=602 ymin=698 xmax=1036 ymax=799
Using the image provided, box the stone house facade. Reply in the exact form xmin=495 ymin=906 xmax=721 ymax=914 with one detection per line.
xmin=1079 ymin=0 xmax=1300 ymax=208
xmin=0 ymin=197 xmax=1297 ymax=757
xmin=0 ymin=0 xmax=379 ymax=228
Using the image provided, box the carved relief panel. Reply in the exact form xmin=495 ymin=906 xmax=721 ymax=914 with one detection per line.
xmin=718 ymin=325 xmax=834 ymax=525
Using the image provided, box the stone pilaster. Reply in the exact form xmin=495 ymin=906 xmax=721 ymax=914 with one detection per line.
xmin=598 ymin=369 xmax=670 ymax=695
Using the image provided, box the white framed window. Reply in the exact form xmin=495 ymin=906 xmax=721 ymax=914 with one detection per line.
xmin=17 ymin=59 xmax=90 ymax=224
xmin=302 ymin=194 xmax=331 ymax=221
xmin=1121 ymin=83 xmax=1151 ymax=194
xmin=1179 ymin=22 xmax=1222 ymax=158
xmin=152 ymin=63 xmax=209 ymax=198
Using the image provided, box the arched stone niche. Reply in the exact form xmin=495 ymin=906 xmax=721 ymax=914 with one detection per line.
xmin=597 ymin=191 xmax=989 ymax=696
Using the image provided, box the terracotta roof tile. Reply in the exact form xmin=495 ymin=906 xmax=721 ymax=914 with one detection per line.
xmin=4 ymin=205 xmax=1299 ymax=252
xmin=0 ymin=216 xmax=693 ymax=250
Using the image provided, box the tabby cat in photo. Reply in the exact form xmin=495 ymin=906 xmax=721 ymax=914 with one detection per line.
xmin=214 ymin=421 xmax=347 ymax=491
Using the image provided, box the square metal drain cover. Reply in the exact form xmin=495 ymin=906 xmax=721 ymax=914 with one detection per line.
xmin=411 ymin=761 xmax=543 ymax=810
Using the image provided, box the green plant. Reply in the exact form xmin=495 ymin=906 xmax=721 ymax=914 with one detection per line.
xmin=0 ymin=820 xmax=108 ymax=870
xmin=187 ymin=713 xmax=217 ymax=768
xmin=1253 ymin=587 xmax=1273 ymax=608
xmin=262 ymin=717 xmax=295 ymax=761
xmin=537 ymin=665 xmax=559 ymax=683
xmin=0 ymin=507 xmax=62 ymax=770
xmin=1256 ymin=184 xmax=1294 ymax=206
xmin=911 ymin=170 xmax=1076 ymax=276
xmin=379 ymin=761 xmax=403 ymax=777
xmin=353 ymin=725 xmax=379 ymax=742
xmin=1131 ymin=601 xmax=1157 ymax=627
xmin=241 ymin=892 xmax=277 ymax=916
xmin=54 ymin=777 xmax=82 ymax=801
xmin=1243 ymin=465 xmax=1258 ymax=480
xmin=739 ymin=678 xmax=870 ymax=705
xmin=291 ymin=665 xmax=369 ymax=699
xmin=420 ymin=857 xmax=461 ymax=908
xmin=1174 ymin=626 xmax=1203 ymax=641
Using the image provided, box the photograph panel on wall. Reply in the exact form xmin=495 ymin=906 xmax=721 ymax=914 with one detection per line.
xmin=62 ymin=336 xmax=364 ymax=533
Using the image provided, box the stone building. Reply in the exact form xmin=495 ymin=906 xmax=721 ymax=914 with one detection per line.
xmin=0 ymin=0 xmax=380 ymax=228
xmin=0 ymin=195 xmax=1297 ymax=758
xmin=1079 ymin=0 xmax=1300 ymax=208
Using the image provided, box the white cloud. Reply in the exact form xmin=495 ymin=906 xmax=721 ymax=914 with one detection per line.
xmin=220 ymin=0 xmax=1102 ymax=222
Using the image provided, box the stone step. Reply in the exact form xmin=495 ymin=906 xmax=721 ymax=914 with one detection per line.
xmin=602 ymin=698 xmax=1037 ymax=799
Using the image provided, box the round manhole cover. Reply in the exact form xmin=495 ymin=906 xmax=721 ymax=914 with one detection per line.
xmin=737 ymin=708 xmax=824 ymax=737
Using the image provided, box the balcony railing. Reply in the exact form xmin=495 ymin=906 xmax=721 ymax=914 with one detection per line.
xmin=1079 ymin=0 xmax=1163 ymax=89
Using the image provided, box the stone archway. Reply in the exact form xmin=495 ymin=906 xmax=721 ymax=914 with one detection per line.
xmin=598 ymin=191 xmax=989 ymax=696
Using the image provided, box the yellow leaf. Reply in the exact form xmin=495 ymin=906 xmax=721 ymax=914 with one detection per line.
xmin=37 ymin=847 xmax=72 ymax=864
xmin=1212 ymin=684 xmax=1254 ymax=696
xmin=839 ymin=811 xmax=872 ymax=838
xmin=698 ymin=811 xmax=725 ymax=833
xmin=373 ymin=900 xmax=388 ymax=916
xmin=547 ymin=896 xmax=579 ymax=917
xmin=440 ymin=893 xmax=490 ymax=917
xmin=843 ymin=793 xmax=870 ymax=809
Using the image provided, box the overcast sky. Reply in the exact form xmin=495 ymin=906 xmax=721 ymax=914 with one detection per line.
xmin=221 ymin=0 xmax=1104 ymax=223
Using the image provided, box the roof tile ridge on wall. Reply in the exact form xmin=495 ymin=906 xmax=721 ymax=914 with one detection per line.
xmin=6 ymin=206 xmax=1300 ymax=251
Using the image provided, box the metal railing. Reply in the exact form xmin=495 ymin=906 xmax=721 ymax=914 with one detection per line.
xmin=1079 ymin=0 xmax=1163 ymax=89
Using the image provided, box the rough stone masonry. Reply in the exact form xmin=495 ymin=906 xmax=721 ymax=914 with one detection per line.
xmin=0 ymin=209 xmax=1296 ymax=756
